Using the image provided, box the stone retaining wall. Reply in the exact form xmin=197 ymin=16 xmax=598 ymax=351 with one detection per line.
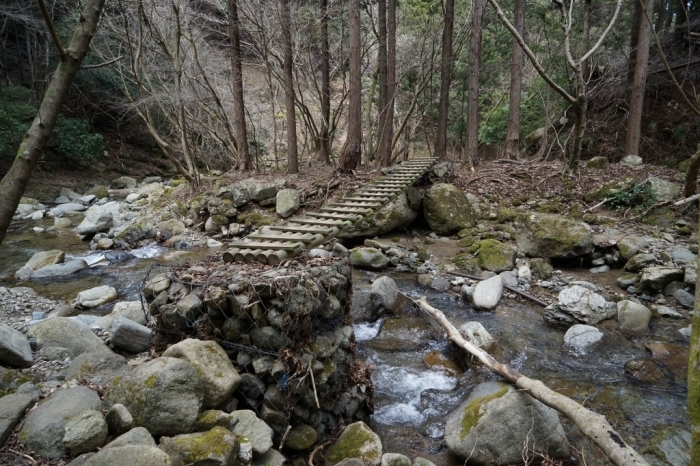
xmin=143 ymin=255 xmax=372 ymax=447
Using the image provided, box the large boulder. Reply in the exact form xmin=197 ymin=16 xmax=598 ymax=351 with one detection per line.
xmin=62 ymin=409 xmax=109 ymax=455
xmin=624 ymin=253 xmax=657 ymax=272
xmin=368 ymin=317 xmax=435 ymax=351
xmin=159 ymin=426 xmax=240 ymax=466
xmin=162 ymin=339 xmax=241 ymax=408
xmin=617 ymin=300 xmax=652 ymax=332
xmin=111 ymin=317 xmax=152 ymax=353
xmin=0 ymin=323 xmax=33 ymax=368
xmin=340 ymin=190 xmax=421 ymax=239
xmin=76 ymin=285 xmax=118 ymax=308
xmin=84 ymin=445 xmax=171 ymax=466
xmin=27 ymin=317 xmax=112 ymax=357
xmin=229 ymin=410 xmax=273 ymax=456
xmin=516 ymin=213 xmax=593 ymax=259
xmin=20 ymin=386 xmax=102 ymax=459
xmin=445 ymin=382 xmax=569 ymax=465
xmin=228 ymin=178 xmax=280 ymax=206
xmin=647 ymin=177 xmax=679 ymax=202
xmin=275 ymin=189 xmax=300 ymax=218
xmin=94 ymin=301 xmax=149 ymax=329
xmin=617 ymin=235 xmax=649 ymax=260
xmin=25 ymin=250 xmax=65 ymax=271
xmin=76 ymin=204 xmax=115 ymax=235
xmin=422 ymin=184 xmax=476 ymax=235
xmin=583 ymin=177 xmax=635 ymax=203
xmin=472 ymin=275 xmax=504 ymax=311
xmin=639 ymin=267 xmax=685 ymax=291
xmin=327 ymin=421 xmax=382 ymax=466
xmin=473 ymin=239 xmax=516 ymax=272
xmin=114 ymin=220 xmax=157 ymax=248
xmin=563 ymin=324 xmax=603 ymax=353
xmin=64 ymin=351 xmax=132 ymax=386
xmin=30 ymin=259 xmax=88 ymax=279
xmin=543 ymin=285 xmax=616 ymax=326
xmin=0 ymin=394 xmax=35 ymax=447
xmin=350 ymin=247 xmax=389 ymax=270
xmin=369 ymin=276 xmax=399 ymax=313
xmin=104 ymin=357 xmax=203 ymax=436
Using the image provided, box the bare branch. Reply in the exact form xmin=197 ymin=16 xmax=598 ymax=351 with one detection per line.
xmin=37 ymin=0 xmax=66 ymax=60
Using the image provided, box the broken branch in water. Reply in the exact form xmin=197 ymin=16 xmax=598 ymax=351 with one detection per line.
xmin=412 ymin=295 xmax=649 ymax=466
xmin=446 ymin=271 xmax=550 ymax=307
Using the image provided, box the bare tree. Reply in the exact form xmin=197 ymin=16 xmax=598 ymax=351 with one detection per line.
xmin=435 ymin=0 xmax=455 ymax=160
xmin=280 ymin=0 xmax=298 ymax=174
xmin=504 ymin=0 xmax=525 ymax=160
xmin=0 ymin=0 xmax=107 ymax=246
xmin=464 ymin=0 xmax=486 ymax=167
xmin=339 ymin=0 xmax=362 ymax=171
xmin=317 ymin=0 xmax=331 ymax=164
xmin=229 ymin=0 xmax=251 ymax=170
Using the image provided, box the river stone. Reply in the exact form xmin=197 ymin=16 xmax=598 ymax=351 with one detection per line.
xmin=624 ymin=253 xmax=657 ymax=272
xmin=617 ymin=235 xmax=649 ymax=260
xmin=563 ymin=324 xmax=603 ymax=352
xmin=64 ymin=351 xmax=132 ymax=386
xmin=229 ymin=410 xmax=273 ymax=455
xmin=472 ymin=275 xmax=503 ymax=311
xmin=423 ymin=351 xmax=463 ymax=377
xmin=368 ymin=317 xmax=435 ymax=351
xmin=55 ymin=217 xmax=73 ymax=228
xmin=20 ymin=386 xmax=102 ymax=459
xmin=106 ymin=404 xmax=135 ymax=436
xmin=586 ymin=156 xmax=608 ymax=169
xmin=25 ymin=250 xmax=65 ymax=271
xmin=252 ymin=448 xmax=286 ymax=466
xmin=95 ymin=301 xmax=148 ymax=330
xmin=444 ymin=382 xmax=568 ymax=464
xmin=412 ymin=458 xmax=437 ymax=466
xmin=77 ymin=205 xmax=114 ymax=235
xmin=625 ymin=358 xmax=665 ymax=382
xmin=159 ymin=426 xmax=240 ymax=466
xmin=473 ymin=239 xmax=516 ymax=272
xmin=27 ymin=317 xmax=111 ymax=357
xmin=618 ymin=300 xmax=652 ymax=332
xmin=685 ymin=258 xmax=697 ymax=285
xmin=275 ymin=189 xmax=300 ymax=218
xmin=617 ymin=273 xmax=640 ymax=289
xmin=104 ymin=426 xmax=154 ymax=449
xmin=0 ymin=393 xmax=34 ymax=447
xmin=104 ymin=357 xmax=203 ymax=436
xmin=647 ymin=176 xmax=679 ymax=202
xmin=646 ymin=428 xmax=691 ymax=466
xmin=76 ymin=285 xmax=118 ymax=308
xmin=30 ymin=259 xmax=88 ymax=279
xmin=125 ymin=193 xmax=144 ymax=204
xmin=163 ymin=339 xmax=241 ymax=408
xmin=459 ymin=321 xmax=496 ymax=352
xmin=674 ymin=289 xmax=695 ymax=309
xmin=671 ymin=247 xmax=696 ymax=267
xmin=285 ymin=422 xmax=317 ymax=450
xmin=327 ymin=421 xmax=382 ymax=466
xmin=369 ymin=276 xmax=400 ymax=314
xmin=620 ymin=155 xmax=643 ymax=166
xmin=350 ymin=247 xmax=389 ymax=270
xmin=422 ymin=184 xmax=476 ymax=235
xmin=516 ymin=213 xmax=593 ymax=258
xmin=639 ymin=267 xmax=685 ymax=291
xmin=0 ymin=323 xmax=33 ymax=368
xmin=115 ymin=220 xmax=157 ymax=247
xmin=84 ymin=445 xmax=171 ymax=466
xmin=111 ymin=176 xmax=137 ymax=189
xmin=340 ymin=191 xmax=420 ymax=239
xmin=87 ymin=185 xmax=110 ymax=199
xmin=249 ymin=326 xmax=292 ymax=350
xmin=144 ymin=274 xmax=171 ymax=299
xmin=111 ymin=317 xmax=152 ymax=353
xmin=544 ymin=285 xmax=616 ymax=326
xmin=381 ymin=453 xmax=411 ymax=466
xmin=63 ymin=409 xmax=108 ymax=455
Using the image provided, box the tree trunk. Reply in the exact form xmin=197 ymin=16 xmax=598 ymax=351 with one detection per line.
xmin=465 ymin=0 xmax=486 ymax=166
xmin=691 ymin=214 xmax=700 ymax=463
xmin=625 ymin=0 xmax=654 ymax=159
xmin=435 ymin=0 xmax=455 ymax=160
xmin=229 ymin=0 xmax=251 ymax=170
xmin=317 ymin=0 xmax=331 ymax=164
xmin=0 ymin=0 xmax=107 ymax=247
xmin=340 ymin=0 xmax=362 ymax=171
xmin=415 ymin=297 xmax=650 ymax=466
xmin=376 ymin=0 xmax=388 ymax=166
xmin=505 ymin=0 xmax=525 ymax=160
xmin=280 ymin=0 xmax=298 ymax=174
xmin=684 ymin=146 xmax=700 ymax=197
xmin=384 ymin=0 xmax=396 ymax=165
xmin=582 ymin=0 xmax=592 ymax=80
xmin=566 ymin=96 xmax=587 ymax=175
xmin=629 ymin=0 xmax=643 ymax=82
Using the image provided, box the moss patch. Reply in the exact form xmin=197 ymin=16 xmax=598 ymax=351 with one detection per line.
xmin=327 ymin=422 xmax=381 ymax=465
xmin=454 ymin=253 xmax=481 ymax=275
xmin=460 ymin=384 xmax=510 ymax=439
xmin=473 ymin=239 xmax=516 ymax=272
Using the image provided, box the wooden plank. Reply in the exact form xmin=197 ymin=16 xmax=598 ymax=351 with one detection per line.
xmin=247 ymin=233 xmax=318 ymax=242
xmin=307 ymin=212 xmax=361 ymax=221
xmin=329 ymin=202 xmax=382 ymax=208
xmin=288 ymin=217 xmax=349 ymax=226
xmin=269 ymin=225 xmax=335 ymax=234
xmin=320 ymin=207 xmax=373 ymax=214
xmin=357 ymin=187 xmax=402 ymax=192
xmin=341 ymin=197 xmax=390 ymax=202
xmin=228 ymin=241 xmax=303 ymax=251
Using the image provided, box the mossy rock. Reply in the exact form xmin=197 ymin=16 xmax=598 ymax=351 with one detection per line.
xmin=242 ymin=212 xmax=274 ymax=228
xmin=160 ymin=426 xmax=240 ymax=465
xmin=581 ymin=214 xmax=616 ymax=226
xmin=586 ymin=156 xmax=608 ymax=169
xmin=454 ymin=253 xmax=482 ymax=275
xmin=415 ymin=244 xmax=429 ymax=262
xmin=473 ymin=239 xmax=516 ymax=272
xmin=678 ymin=159 xmax=691 ymax=173
xmin=529 ymin=258 xmax=553 ymax=279
xmin=456 ymin=235 xmax=477 ymax=248
xmin=171 ymin=179 xmax=188 ymax=188
xmin=535 ymin=202 xmax=563 ymax=214
xmin=86 ymin=185 xmax=109 ymax=199
xmin=327 ymin=421 xmax=382 ymax=466
xmin=19 ymin=197 xmax=38 ymax=205
xmin=641 ymin=206 xmax=676 ymax=228
xmin=583 ymin=177 xmax=635 ymax=202
xmin=423 ymin=184 xmax=477 ymax=235
xmin=284 ymin=423 xmax=318 ymax=451
xmin=516 ymin=213 xmax=593 ymax=259
xmin=0 ymin=367 xmax=32 ymax=392
xmin=497 ymin=209 xmax=521 ymax=223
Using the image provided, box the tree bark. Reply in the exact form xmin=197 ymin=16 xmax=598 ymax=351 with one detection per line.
xmin=505 ymin=0 xmax=525 ymax=160
xmin=435 ymin=0 xmax=455 ymax=160
xmin=415 ymin=297 xmax=650 ymax=466
xmin=625 ymin=0 xmax=654 ymax=159
xmin=691 ymin=209 xmax=700 ymax=464
xmin=0 ymin=0 xmax=107 ymax=247
xmin=377 ymin=0 xmax=396 ymax=167
xmin=629 ymin=0 xmax=643 ymax=82
xmin=280 ymin=0 xmax=298 ymax=174
xmin=317 ymin=0 xmax=331 ymax=164
xmin=229 ymin=0 xmax=251 ymax=170
xmin=340 ymin=0 xmax=362 ymax=171
xmin=465 ymin=0 xmax=486 ymax=166
xmin=376 ymin=0 xmax=388 ymax=166
xmin=684 ymin=146 xmax=700 ymax=197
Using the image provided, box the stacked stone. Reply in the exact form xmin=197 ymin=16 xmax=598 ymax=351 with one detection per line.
xmin=143 ymin=256 xmax=372 ymax=448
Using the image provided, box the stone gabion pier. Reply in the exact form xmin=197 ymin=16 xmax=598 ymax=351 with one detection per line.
xmin=143 ymin=254 xmax=372 ymax=448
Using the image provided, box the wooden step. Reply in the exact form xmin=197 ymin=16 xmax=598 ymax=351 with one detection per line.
xmin=246 ymin=233 xmax=320 ymax=242
xmin=269 ymin=225 xmax=336 ymax=234
xmin=307 ymin=212 xmax=362 ymax=221
xmin=227 ymin=241 xmax=304 ymax=251
xmin=288 ymin=217 xmax=350 ymax=227
xmin=320 ymin=207 xmax=373 ymax=215
xmin=341 ymin=196 xmax=390 ymax=203
xmin=329 ymin=202 xmax=382 ymax=208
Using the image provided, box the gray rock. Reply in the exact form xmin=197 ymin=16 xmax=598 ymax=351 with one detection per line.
xmin=460 ymin=285 xmax=475 ymax=302
xmin=64 ymin=351 xmax=132 ymax=386
xmin=111 ymin=176 xmax=137 ymax=189
xmin=674 ymin=289 xmax=695 ymax=309
xmin=275 ymin=189 xmax=300 ymax=218
xmin=459 ymin=322 xmax=496 ymax=352
xmin=685 ymin=258 xmax=697 ymax=286
xmin=51 ymin=203 xmax=87 ymax=215
xmin=340 ymin=191 xmax=420 ymax=239
xmin=350 ymin=247 xmax=389 ymax=270
xmin=617 ymin=274 xmax=640 ymax=289
xmin=640 ymin=267 xmax=685 ymax=291
xmin=23 ymin=251 xmax=65 ymax=274
xmin=620 ymin=155 xmax=643 ymax=166
xmin=647 ymin=176 xmax=679 ymax=202
xmin=655 ymin=305 xmax=685 ymax=319
xmin=105 ymin=427 xmax=155 ymax=450
xmin=590 ymin=265 xmax=610 ymax=273
xmin=284 ymin=423 xmax=317 ymax=450
xmin=162 ymin=339 xmax=241 ymax=408
xmin=370 ymin=276 xmax=399 ymax=312
xmin=80 ymin=195 xmax=97 ymax=204
xmin=618 ymin=235 xmax=649 ymax=260
xmin=430 ymin=277 xmax=451 ymax=291
xmin=516 ymin=213 xmax=593 ymax=259
xmin=412 ymin=458 xmax=437 ymax=466
xmin=159 ymin=426 xmax=240 ymax=466
xmin=63 ymin=409 xmax=108 ymax=455
xmin=646 ymin=428 xmax=690 ymax=466
xmin=76 ymin=205 xmax=114 ymax=235
xmin=28 ymin=317 xmax=111 ymax=357
xmin=20 ymin=386 xmax=102 ymax=459
xmin=0 ymin=323 xmax=33 ymax=368
xmin=332 ymin=242 xmax=349 ymax=258
xmin=499 ymin=270 xmax=518 ymax=287
xmin=125 ymin=193 xmax=144 ymax=204
xmin=544 ymin=285 xmax=616 ymax=326
xmin=106 ymin=404 xmax=135 ymax=436
xmin=444 ymin=382 xmax=569 ymax=465
xmin=144 ymin=274 xmax=171 ymax=299
xmin=381 ymin=453 xmax=411 ymax=466
xmin=472 ymin=275 xmax=503 ymax=311
xmin=30 ymin=259 xmax=88 ymax=279
xmin=327 ymin=421 xmax=382 ymax=466
xmin=618 ymin=300 xmax=652 ymax=332
xmin=76 ymin=285 xmax=118 ymax=308
xmin=308 ymin=248 xmax=332 ymax=258
xmin=94 ymin=301 xmax=148 ymax=330
xmin=229 ymin=410 xmax=273 ymax=456
xmin=84 ymin=445 xmax=171 ymax=466
xmin=253 ymin=448 xmax=286 ymax=466
xmin=563 ymin=324 xmax=603 ymax=352
xmin=0 ymin=394 xmax=34 ymax=447
xmin=111 ymin=317 xmax=152 ymax=353
xmin=672 ymin=248 xmax=696 ymax=266
xmin=422 ymin=184 xmax=476 ymax=235
xmin=54 ymin=195 xmax=71 ymax=204
xmin=104 ymin=357 xmax=203 ymax=436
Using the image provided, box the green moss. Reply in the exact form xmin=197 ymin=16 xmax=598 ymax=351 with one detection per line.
xmin=144 ymin=375 xmax=157 ymax=388
xmin=392 ymin=237 xmax=401 ymax=243
xmin=0 ymin=389 xmax=9 ymax=398
xmin=497 ymin=208 xmax=520 ymax=223
xmin=416 ymin=244 xmax=429 ymax=262
xmin=19 ymin=197 xmax=38 ymax=205
xmin=474 ymin=239 xmax=516 ymax=272
xmin=456 ymin=229 xmax=471 ymax=239
xmin=460 ymin=384 xmax=510 ymax=438
xmin=454 ymin=253 xmax=481 ymax=275
xmin=86 ymin=185 xmax=109 ymax=199
xmin=535 ymin=202 xmax=562 ymax=214
xmin=171 ymin=179 xmax=187 ymax=187
xmin=172 ymin=426 xmax=235 ymax=459
xmin=328 ymin=423 xmax=379 ymax=464
xmin=456 ymin=235 xmax=476 ymax=248
xmin=243 ymin=212 xmax=274 ymax=228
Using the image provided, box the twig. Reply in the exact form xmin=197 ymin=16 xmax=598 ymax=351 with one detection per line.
xmin=82 ymin=55 xmax=124 ymax=70
xmin=447 ymin=271 xmax=550 ymax=307
xmin=308 ymin=439 xmax=333 ymax=466
xmin=465 ymin=174 xmax=490 ymax=186
xmin=621 ymin=200 xmax=672 ymax=224
xmin=582 ymin=197 xmax=612 ymax=214
xmin=279 ymin=425 xmax=292 ymax=449
xmin=308 ymin=361 xmax=320 ymax=409
xmin=37 ymin=0 xmax=66 ymax=60
xmin=675 ymin=193 xmax=700 ymax=206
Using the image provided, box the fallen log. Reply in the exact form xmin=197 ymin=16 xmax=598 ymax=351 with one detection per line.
xmin=414 ymin=295 xmax=649 ymax=466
